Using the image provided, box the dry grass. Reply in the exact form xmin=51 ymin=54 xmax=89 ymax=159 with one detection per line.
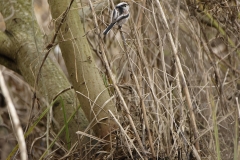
xmin=84 ymin=0 xmax=240 ymax=159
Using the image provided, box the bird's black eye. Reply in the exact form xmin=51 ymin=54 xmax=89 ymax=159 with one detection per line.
xmin=120 ymin=4 xmax=126 ymax=7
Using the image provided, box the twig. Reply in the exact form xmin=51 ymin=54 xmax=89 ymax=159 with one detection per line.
xmin=35 ymin=0 xmax=75 ymax=87
xmin=155 ymin=0 xmax=200 ymax=153
xmin=120 ymin=25 xmax=156 ymax=158
xmin=27 ymin=0 xmax=75 ymax=133
xmin=119 ymin=28 xmax=127 ymax=52
xmin=108 ymin=110 xmax=144 ymax=159
xmin=88 ymin=0 xmax=146 ymax=157
xmin=52 ymin=86 xmax=73 ymax=101
xmin=0 ymin=70 xmax=28 ymax=160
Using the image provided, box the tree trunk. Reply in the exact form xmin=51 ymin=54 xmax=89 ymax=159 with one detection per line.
xmin=48 ymin=0 xmax=118 ymax=139
xmin=0 ymin=0 xmax=89 ymax=147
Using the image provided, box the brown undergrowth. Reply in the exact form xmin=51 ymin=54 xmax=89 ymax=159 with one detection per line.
xmin=0 ymin=0 xmax=240 ymax=159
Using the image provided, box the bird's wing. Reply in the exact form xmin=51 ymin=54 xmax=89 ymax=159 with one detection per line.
xmin=114 ymin=13 xmax=130 ymax=24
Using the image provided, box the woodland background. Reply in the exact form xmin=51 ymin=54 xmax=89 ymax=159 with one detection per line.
xmin=0 ymin=0 xmax=240 ymax=159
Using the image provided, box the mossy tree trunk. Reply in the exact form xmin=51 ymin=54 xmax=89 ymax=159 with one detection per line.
xmin=48 ymin=0 xmax=118 ymax=139
xmin=0 ymin=0 xmax=89 ymax=148
xmin=0 ymin=0 xmax=118 ymax=149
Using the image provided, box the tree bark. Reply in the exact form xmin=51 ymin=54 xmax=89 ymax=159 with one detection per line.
xmin=48 ymin=0 xmax=118 ymax=139
xmin=0 ymin=0 xmax=89 ymax=146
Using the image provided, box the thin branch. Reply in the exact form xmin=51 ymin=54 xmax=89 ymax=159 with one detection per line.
xmin=35 ymin=0 xmax=75 ymax=87
xmin=88 ymin=0 xmax=147 ymax=157
xmin=28 ymin=0 xmax=75 ymax=133
xmin=120 ymin=26 xmax=156 ymax=158
xmin=0 ymin=70 xmax=27 ymax=160
xmin=155 ymin=0 xmax=200 ymax=153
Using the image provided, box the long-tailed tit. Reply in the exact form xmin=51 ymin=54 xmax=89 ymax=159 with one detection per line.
xmin=103 ymin=2 xmax=130 ymax=35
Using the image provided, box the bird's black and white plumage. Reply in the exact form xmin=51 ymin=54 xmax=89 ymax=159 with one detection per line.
xmin=103 ymin=2 xmax=130 ymax=35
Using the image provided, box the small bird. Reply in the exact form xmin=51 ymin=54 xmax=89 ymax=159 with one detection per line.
xmin=103 ymin=2 xmax=130 ymax=35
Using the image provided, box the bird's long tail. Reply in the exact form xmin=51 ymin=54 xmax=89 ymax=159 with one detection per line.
xmin=103 ymin=22 xmax=117 ymax=35
xmin=103 ymin=13 xmax=129 ymax=35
